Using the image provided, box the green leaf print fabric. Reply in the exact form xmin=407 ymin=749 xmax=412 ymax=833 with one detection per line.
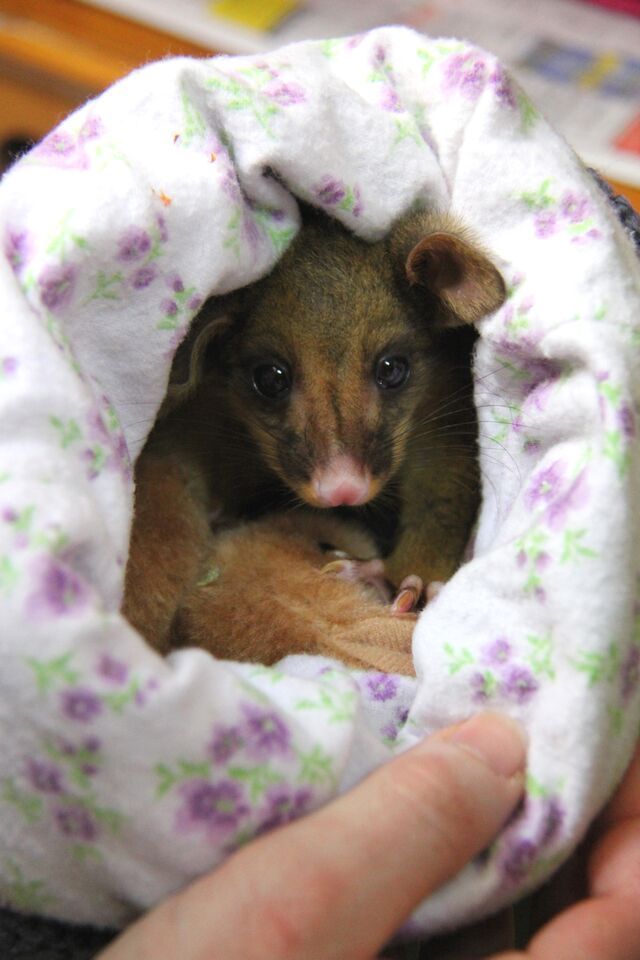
xmin=0 ymin=26 xmax=639 ymax=938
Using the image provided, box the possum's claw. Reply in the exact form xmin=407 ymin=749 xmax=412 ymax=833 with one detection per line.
xmin=320 ymin=557 xmax=392 ymax=602
xmin=391 ymin=575 xmax=425 ymax=615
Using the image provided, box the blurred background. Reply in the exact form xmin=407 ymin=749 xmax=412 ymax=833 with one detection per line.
xmin=0 ymin=0 xmax=639 ymax=206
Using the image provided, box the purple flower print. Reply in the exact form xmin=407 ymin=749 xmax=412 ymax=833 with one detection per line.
xmin=28 ymin=556 xmax=89 ymax=618
xmin=156 ymin=214 xmax=169 ymax=244
xmin=79 ymin=736 xmax=101 ymax=776
xmin=97 ymin=654 xmax=128 ymax=686
xmin=117 ymin=227 xmax=151 ymax=263
xmin=525 ymin=460 xmax=565 ymax=511
xmin=176 ymin=779 xmax=250 ymax=836
xmin=78 ymin=115 xmax=102 ymax=142
xmin=314 ymin=176 xmax=346 ymax=206
xmin=38 ymin=263 xmax=76 ymax=313
xmin=352 ymin=186 xmax=363 ymax=219
xmin=55 ymin=804 xmax=98 ymax=841
xmin=82 ymin=447 xmax=103 ymax=481
xmin=161 ymin=299 xmax=178 ymax=318
xmin=373 ymin=43 xmax=387 ymax=67
xmin=365 ymin=673 xmax=398 ymax=702
xmin=502 ymin=665 xmax=538 ymax=704
xmin=132 ymin=677 xmax=158 ymax=709
xmin=346 ymin=34 xmax=365 ymax=51
xmin=443 ymin=52 xmax=488 ymax=100
xmin=258 ymin=785 xmax=313 ymax=834
xmin=241 ymin=704 xmax=291 ymax=760
xmin=381 ymin=721 xmax=399 ymax=740
xmin=3 ymin=507 xmax=28 ymax=549
xmin=381 ymin=86 xmax=401 ymax=112
xmin=470 ymin=671 xmax=493 ymax=704
xmin=489 ymin=66 xmax=517 ymax=109
xmin=534 ymin=210 xmax=557 ymax=238
xmin=482 ymin=637 xmax=512 ymax=666
xmin=111 ymin=432 xmax=132 ymax=482
xmin=545 ymin=468 xmax=589 ymax=531
xmin=33 ymin=129 xmax=89 ymax=170
xmin=538 ymin=796 xmax=565 ymax=847
xmin=53 ymin=736 xmax=78 ymax=758
xmin=37 ymin=131 xmax=74 ymax=159
xmin=535 ymin=551 xmax=551 ymax=571
xmin=221 ymin=167 xmax=242 ymax=205
xmin=501 ymin=836 xmax=537 ymax=884
xmin=131 ymin=265 xmax=157 ymax=290
xmin=252 ymin=60 xmax=279 ymax=80
xmin=264 ymin=81 xmax=306 ymax=106
xmin=208 ymin=724 xmax=244 ymax=765
xmin=620 ymin=647 xmax=640 ymax=702
xmin=25 ymin=758 xmax=63 ymax=794
xmin=4 ymin=230 xmax=30 ymax=275
xmin=492 ymin=339 xmax=563 ymax=399
xmin=560 ymin=191 xmax=590 ymax=223
xmin=618 ymin=404 xmax=636 ymax=440
xmin=242 ymin=211 xmax=261 ymax=251
xmin=523 ymin=374 xmax=560 ymax=415
xmin=61 ymin=688 xmax=103 ymax=723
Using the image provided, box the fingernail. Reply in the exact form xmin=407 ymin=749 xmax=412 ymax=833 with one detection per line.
xmin=444 ymin=713 xmax=527 ymax=780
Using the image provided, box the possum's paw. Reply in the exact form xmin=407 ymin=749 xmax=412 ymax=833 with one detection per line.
xmin=320 ymin=557 xmax=392 ymax=602
xmin=391 ymin=575 xmax=425 ymax=615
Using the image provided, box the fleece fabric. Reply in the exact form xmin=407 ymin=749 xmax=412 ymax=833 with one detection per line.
xmin=0 ymin=26 xmax=640 ymax=936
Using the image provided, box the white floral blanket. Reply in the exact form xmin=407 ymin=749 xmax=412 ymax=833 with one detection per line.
xmin=1 ymin=26 xmax=639 ymax=938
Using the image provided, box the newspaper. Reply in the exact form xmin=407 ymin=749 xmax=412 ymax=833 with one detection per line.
xmin=82 ymin=0 xmax=640 ymax=187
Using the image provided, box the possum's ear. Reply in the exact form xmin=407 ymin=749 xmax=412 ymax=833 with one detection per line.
xmin=391 ymin=213 xmax=506 ymax=327
xmin=165 ymin=294 xmax=239 ymax=408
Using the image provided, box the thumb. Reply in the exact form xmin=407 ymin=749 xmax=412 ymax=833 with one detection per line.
xmin=99 ymin=712 xmax=526 ymax=960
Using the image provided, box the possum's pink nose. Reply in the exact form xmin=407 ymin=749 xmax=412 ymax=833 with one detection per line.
xmin=312 ymin=456 xmax=372 ymax=507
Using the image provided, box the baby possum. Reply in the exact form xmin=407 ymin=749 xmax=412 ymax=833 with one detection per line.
xmin=125 ymin=452 xmax=417 ymax=672
xmin=123 ymin=206 xmax=506 ymax=667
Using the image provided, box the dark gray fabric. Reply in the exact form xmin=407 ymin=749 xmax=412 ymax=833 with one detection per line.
xmin=0 ymin=907 xmax=116 ymax=959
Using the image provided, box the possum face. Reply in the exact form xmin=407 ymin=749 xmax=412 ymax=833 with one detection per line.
xmin=216 ymin=210 xmax=506 ymax=509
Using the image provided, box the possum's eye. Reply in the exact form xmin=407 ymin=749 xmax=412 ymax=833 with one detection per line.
xmin=375 ymin=355 xmax=410 ymax=391
xmin=252 ymin=362 xmax=292 ymax=399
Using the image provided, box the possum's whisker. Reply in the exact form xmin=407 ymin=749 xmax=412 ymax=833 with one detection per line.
xmin=406 ymin=445 xmax=521 ymax=481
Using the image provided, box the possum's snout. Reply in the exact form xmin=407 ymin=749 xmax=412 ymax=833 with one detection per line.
xmin=309 ymin=454 xmax=374 ymax=508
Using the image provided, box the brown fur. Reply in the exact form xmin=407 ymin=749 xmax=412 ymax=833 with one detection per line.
xmin=123 ymin=207 xmax=505 ymax=671
xmin=123 ymin=452 xmax=415 ymax=671
xmin=170 ymin=512 xmax=416 ymax=673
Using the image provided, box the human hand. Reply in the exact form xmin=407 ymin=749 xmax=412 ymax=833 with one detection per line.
xmin=490 ymin=739 xmax=640 ymax=960
xmin=98 ymin=712 xmax=526 ymax=960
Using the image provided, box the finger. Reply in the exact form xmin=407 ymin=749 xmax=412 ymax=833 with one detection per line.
xmin=491 ymin=825 xmax=640 ymax=960
xmin=600 ymin=740 xmax=640 ymax=826
xmin=505 ymin=895 xmax=640 ymax=960
xmin=489 ymin=751 xmax=640 ymax=960
xmin=590 ymin=817 xmax=640 ymax=903
xmin=99 ymin=713 xmax=526 ymax=960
